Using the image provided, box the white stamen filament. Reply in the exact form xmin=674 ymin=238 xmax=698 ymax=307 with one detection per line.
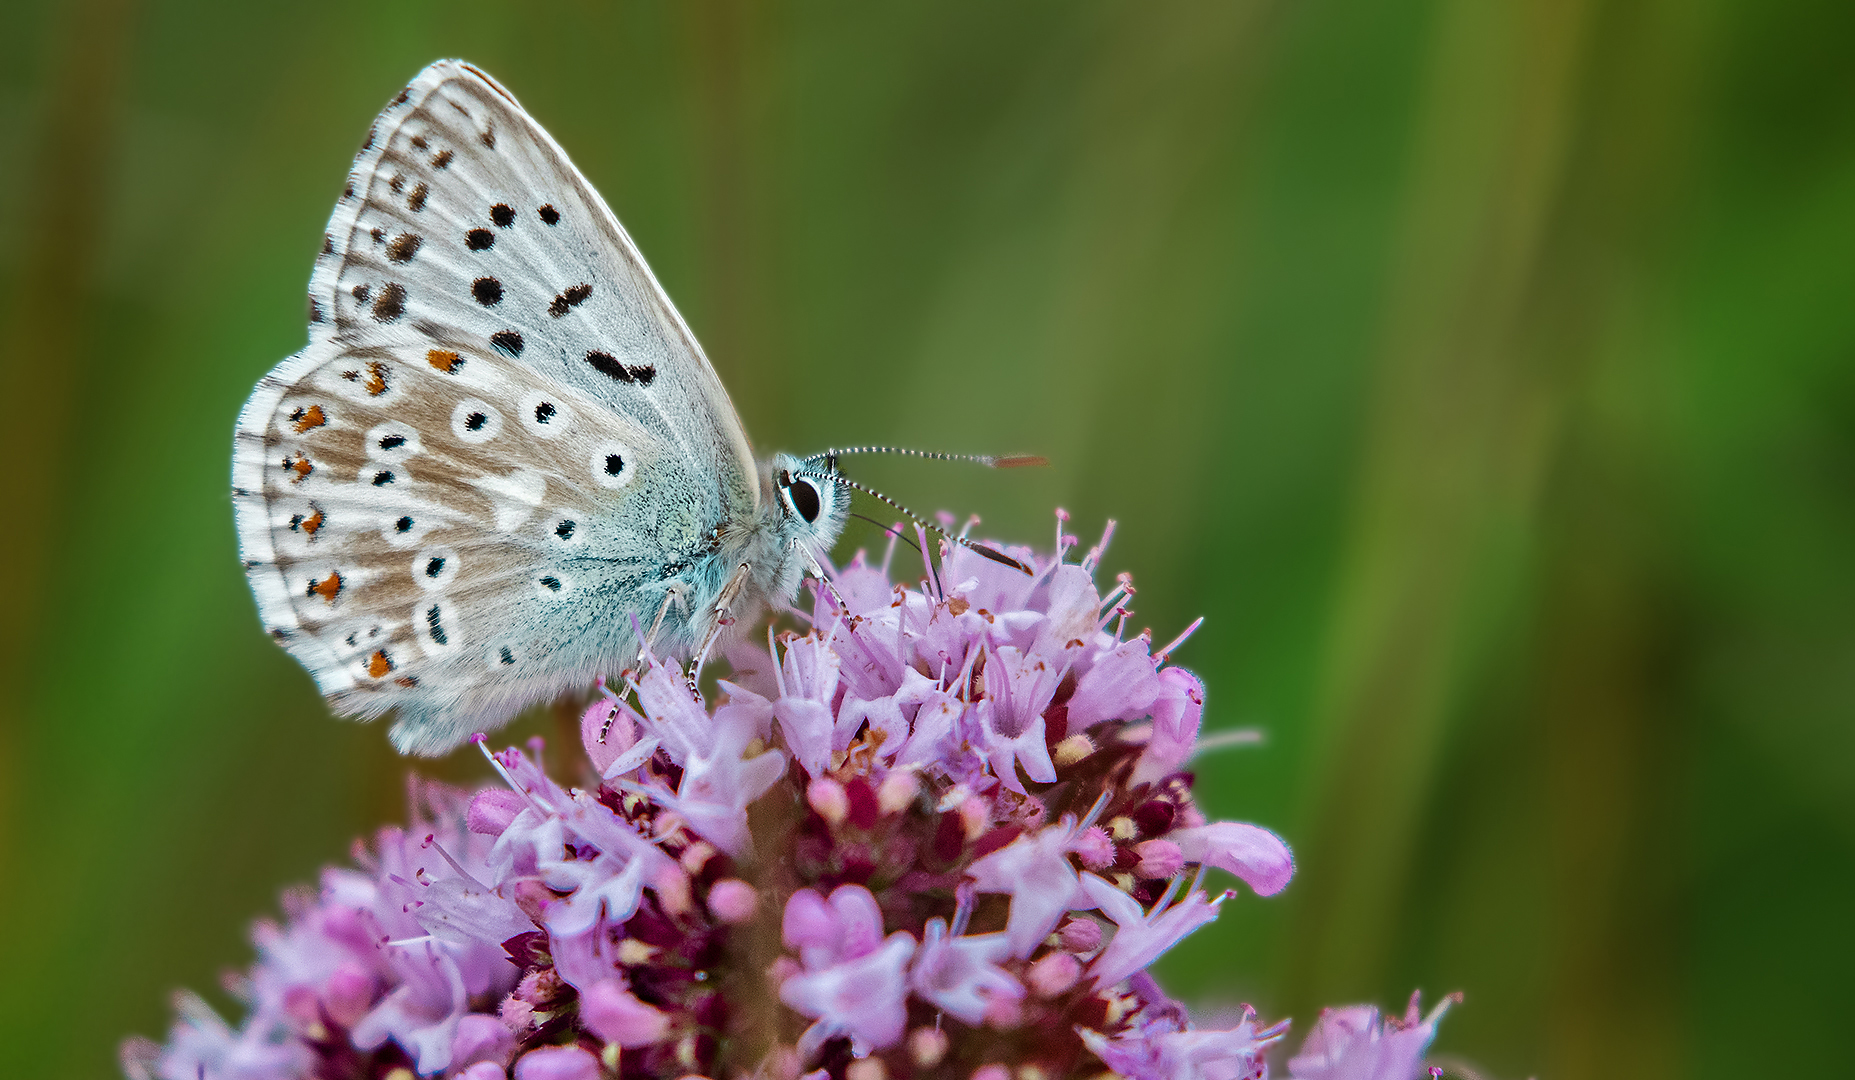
xmin=1191 ymin=728 xmax=1265 ymax=756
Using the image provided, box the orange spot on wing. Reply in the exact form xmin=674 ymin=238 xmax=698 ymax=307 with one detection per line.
xmin=427 ymin=349 xmax=462 ymax=373
xmin=343 ymin=361 xmax=390 ymax=395
xmin=286 ymin=453 xmax=312 ymax=482
xmin=301 ymin=508 xmax=324 ymax=536
xmin=368 ymin=650 xmax=393 ymax=678
xmin=290 ymin=404 xmax=326 ymax=433
xmin=311 ymin=571 xmax=342 ymax=602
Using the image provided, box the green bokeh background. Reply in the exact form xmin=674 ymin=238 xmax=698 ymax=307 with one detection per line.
xmin=3 ymin=2 xmax=1852 ymax=1077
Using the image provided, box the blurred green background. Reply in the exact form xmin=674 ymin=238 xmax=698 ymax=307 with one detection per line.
xmin=3 ymin=1 xmax=1852 ymax=1077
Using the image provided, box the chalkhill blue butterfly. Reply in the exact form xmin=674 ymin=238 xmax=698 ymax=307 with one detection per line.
xmin=233 ymin=61 xmax=1032 ymax=755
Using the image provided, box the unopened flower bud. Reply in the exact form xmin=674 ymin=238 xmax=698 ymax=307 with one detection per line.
xmin=1026 ymin=952 xmax=1082 ymax=998
xmin=983 ymin=992 xmax=1024 ymax=1028
xmin=1053 ymin=733 xmax=1095 ymax=768
xmin=958 ymin=794 xmax=991 ymax=840
xmin=500 ymin=994 xmax=535 ymax=1032
xmin=1070 ymin=826 xmax=1116 ymax=870
xmin=909 ymin=1026 xmax=950 ymax=1067
xmin=878 ymin=770 xmax=920 ymax=814
xmin=807 ymin=776 xmax=849 ymax=826
xmin=1133 ymin=838 xmax=1184 ymax=879
xmin=1058 ymin=917 xmax=1103 ymax=953
xmin=707 ymin=878 xmax=758 ymax=924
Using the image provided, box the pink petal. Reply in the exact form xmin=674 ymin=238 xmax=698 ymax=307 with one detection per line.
xmin=1172 ymin=821 xmax=1295 ymax=896
xmin=580 ymin=978 xmax=670 ymax=1047
xmin=513 ymin=1044 xmax=602 ymax=1080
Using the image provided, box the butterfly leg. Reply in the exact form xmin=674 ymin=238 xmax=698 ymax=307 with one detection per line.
xmin=639 ymin=585 xmax=689 ymax=665
xmin=688 ymin=562 xmax=754 ymax=693
xmin=797 ymin=543 xmax=849 ymax=612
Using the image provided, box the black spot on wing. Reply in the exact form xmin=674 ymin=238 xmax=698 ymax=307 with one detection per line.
xmin=426 ymin=605 xmax=448 ymax=645
xmin=586 ymin=351 xmax=631 ymax=382
xmin=555 ymin=519 xmax=575 ymax=539
xmin=432 ymin=149 xmax=454 ymax=169
xmin=386 ymin=233 xmax=422 ymax=263
xmin=490 ymin=203 xmax=515 ymax=228
xmin=407 ymin=183 xmax=429 ymax=212
xmin=372 ymin=283 xmax=406 ymax=322
xmin=538 ymin=204 xmax=560 ymax=225
xmin=490 ymin=330 xmax=524 ymax=356
xmin=472 ymin=277 xmax=503 ymax=306
xmin=465 ymin=228 xmax=494 ymax=251
xmin=548 ymin=283 xmax=593 ymax=318
xmin=586 ymin=351 xmax=657 ymax=386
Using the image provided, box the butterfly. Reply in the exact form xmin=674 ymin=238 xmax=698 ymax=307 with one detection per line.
xmin=234 ymin=61 xmax=1038 ymax=756
xmin=231 ymin=59 xmax=885 ymax=756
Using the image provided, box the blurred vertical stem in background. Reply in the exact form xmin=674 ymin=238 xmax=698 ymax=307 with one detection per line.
xmin=0 ymin=0 xmax=137 ymax=888
xmin=1286 ymin=1 xmax=1697 ymax=1076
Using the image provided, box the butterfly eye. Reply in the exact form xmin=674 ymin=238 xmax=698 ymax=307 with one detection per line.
xmin=788 ymin=477 xmax=822 ymax=524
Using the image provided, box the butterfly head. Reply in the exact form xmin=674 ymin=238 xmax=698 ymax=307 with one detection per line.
xmin=769 ymin=451 xmax=851 ymax=554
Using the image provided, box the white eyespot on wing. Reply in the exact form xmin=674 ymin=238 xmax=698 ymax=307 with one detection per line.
xmin=451 ymin=398 xmax=503 ymax=444
xmin=414 ymin=599 xmax=460 ymax=657
xmin=358 ymin=460 xmax=411 ymax=489
xmin=546 ymin=511 xmax=584 ymax=547
xmin=532 ymin=570 xmax=575 ymax=598
xmin=589 ymin=442 xmax=636 ymax=490
xmin=380 ymin=509 xmax=434 ymax=548
xmin=414 ymin=546 xmax=459 ymax=591
xmin=517 ymin=389 xmax=574 ymax=438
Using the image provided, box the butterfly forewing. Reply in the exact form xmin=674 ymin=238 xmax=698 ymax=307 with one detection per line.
xmin=233 ymin=61 xmax=758 ymax=753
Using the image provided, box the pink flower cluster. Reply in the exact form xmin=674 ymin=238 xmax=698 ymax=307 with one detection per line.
xmin=125 ymin=521 xmax=1454 ymax=1080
